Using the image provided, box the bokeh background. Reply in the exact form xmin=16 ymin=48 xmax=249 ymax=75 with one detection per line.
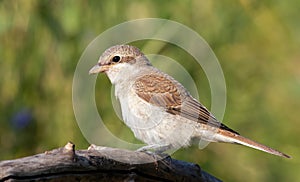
xmin=1 ymin=1 xmax=299 ymax=181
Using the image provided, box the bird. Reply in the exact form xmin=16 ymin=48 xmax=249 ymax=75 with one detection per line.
xmin=89 ymin=44 xmax=290 ymax=158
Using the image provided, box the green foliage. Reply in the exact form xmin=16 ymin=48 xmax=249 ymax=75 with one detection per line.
xmin=0 ymin=0 xmax=299 ymax=181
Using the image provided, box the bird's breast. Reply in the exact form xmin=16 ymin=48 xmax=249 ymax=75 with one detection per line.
xmin=114 ymin=85 xmax=194 ymax=148
xmin=116 ymin=85 xmax=166 ymax=131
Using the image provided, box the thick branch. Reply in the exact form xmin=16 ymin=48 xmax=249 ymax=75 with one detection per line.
xmin=0 ymin=142 xmax=221 ymax=182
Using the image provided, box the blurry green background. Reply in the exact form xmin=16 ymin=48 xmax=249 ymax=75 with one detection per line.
xmin=1 ymin=0 xmax=299 ymax=181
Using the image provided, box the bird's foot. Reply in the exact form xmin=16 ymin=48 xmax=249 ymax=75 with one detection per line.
xmin=137 ymin=144 xmax=171 ymax=153
xmin=136 ymin=144 xmax=171 ymax=159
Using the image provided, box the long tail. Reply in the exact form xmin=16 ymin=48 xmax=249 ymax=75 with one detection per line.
xmin=216 ymin=129 xmax=291 ymax=158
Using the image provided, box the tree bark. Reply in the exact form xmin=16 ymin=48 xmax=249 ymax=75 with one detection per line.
xmin=0 ymin=142 xmax=221 ymax=182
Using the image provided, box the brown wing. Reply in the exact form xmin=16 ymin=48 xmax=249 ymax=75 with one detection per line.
xmin=133 ymin=73 xmax=239 ymax=134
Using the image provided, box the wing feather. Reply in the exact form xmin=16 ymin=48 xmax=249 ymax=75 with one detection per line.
xmin=133 ymin=73 xmax=239 ymax=134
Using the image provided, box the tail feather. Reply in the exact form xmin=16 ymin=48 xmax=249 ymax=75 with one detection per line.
xmin=217 ymin=129 xmax=291 ymax=158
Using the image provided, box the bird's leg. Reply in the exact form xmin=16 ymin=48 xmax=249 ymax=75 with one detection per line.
xmin=136 ymin=144 xmax=171 ymax=154
xmin=137 ymin=144 xmax=171 ymax=165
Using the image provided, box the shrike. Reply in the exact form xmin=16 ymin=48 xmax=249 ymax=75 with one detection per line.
xmin=89 ymin=45 xmax=290 ymax=158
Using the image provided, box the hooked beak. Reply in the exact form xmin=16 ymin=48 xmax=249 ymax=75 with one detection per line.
xmin=89 ymin=64 xmax=109 ymax=75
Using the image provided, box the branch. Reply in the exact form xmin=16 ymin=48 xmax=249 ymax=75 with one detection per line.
xmin=0 ymin=142 xmax=221 ymax=182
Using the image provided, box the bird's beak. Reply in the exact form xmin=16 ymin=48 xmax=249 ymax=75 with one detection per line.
xmin=89 ymin=64 xmax=109 ymax=75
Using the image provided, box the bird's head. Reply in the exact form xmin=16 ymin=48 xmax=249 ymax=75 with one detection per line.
xmin=89 ymin=45 xmax=151 ymax=76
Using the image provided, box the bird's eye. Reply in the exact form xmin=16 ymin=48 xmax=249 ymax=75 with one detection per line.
xmin=112 ymin=56 xmax=121 ymax=62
